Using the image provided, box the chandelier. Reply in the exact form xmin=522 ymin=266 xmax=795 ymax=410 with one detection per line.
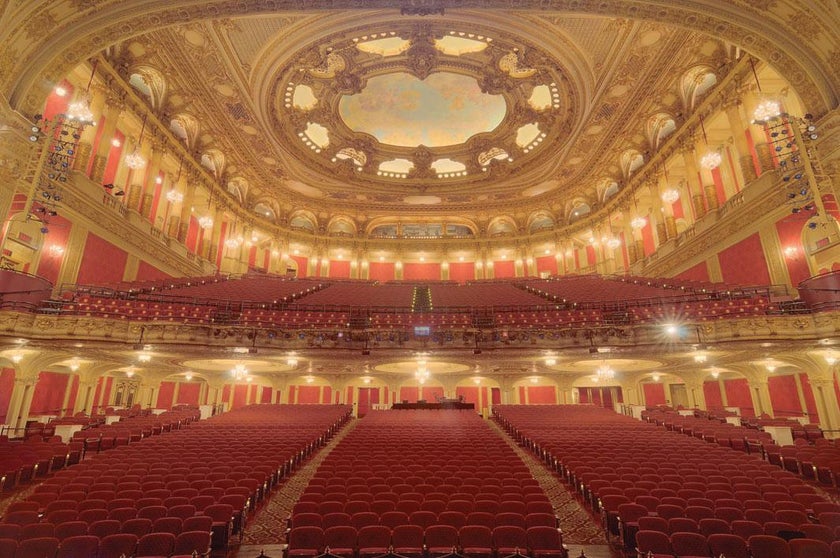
xmin=661 ymin=189 xmax=680 ymax=204
xmin=700 ymin=150 xmax=722 ymax=170
xmin=124 ymin=114 xmax=148 ymax=170
xmin=231 ymin=363 xmax=248 ymax=381
xmin=66 ymin=60 xmax=98 ymax=124
xmin=198 ymin=215 xmax=214 ymax=229
xmin=166 ymin=190 xmax=184 ymax=203
xmin=606 ymin=237 xmax=621 ymax=249
xmin=595 ymin=362 xmax=616 ymax=380
xmin=630 ymin=216 xmax=647 ymax=230
xmin=415 ymin=359 xmax=430 ymax=385
xmin=753 ymin=99 xmax=781 ymax=123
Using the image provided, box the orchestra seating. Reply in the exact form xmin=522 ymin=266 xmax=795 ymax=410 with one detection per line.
xmin=286 ymin=410 xmax=567 ymax=558
xmin=0 ymin=404 xmax=351 ymax=556
xmin=493 ymin=405 xmax=840 ymax=553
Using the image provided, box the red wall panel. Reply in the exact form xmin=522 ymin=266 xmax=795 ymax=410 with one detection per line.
xmin=232 ymin=384 xmax=248 ymax=409
xmin=176 ymin=382 xmax=200 ymax=406
xmin=36 ymin=214 xmax=72 ymax=285
xmin=718 ymin=233 xmax=771 ymax=286
xmin=323 ymin=386 xmax=332 ymax=404
xmin=491 ymin=387 xmax=501 ymax=405
xmin=261 ymin=387 xmax=273 ymax=404
xmin=675 ymin=261 xmax=710 ymax=283
xmin=76 ymin=233 xmax=128 ymax=285
xmin=135 ymin=260 xmax=172 ymax=282
xmin=291 ymin=256 xmax=308 ymax=278
xmin=704 ymin=381 xmax=723 ymax=409
xmin=775 ymin=215 xmax=812 ymax=286
xmin=297 ymin=385 xmax=320 ymax=404
xmin=768 ymin=374 xmax=801 ymax=417
xmin=642 ymin=223 xmax=656 ymax=256
xmin=369 ymin=262 xmax=396 ymax=282
xmin=493 ymin=260 xmax=515 ymax=278
xmin=42 ymin=81 xmax=72 ymax=121
xmin=66 ymin=375 xmax=79 ymax=414
xmin=456 ymin=386 xmax=479 ymax=405
xmin=399 ymin=386 xmax=419 ymax=403
xmin=535 ymin=256 xmax=558 ymax=276
xmin=585 ymin=246 xmax=596 ymax=267
xmin=403 ymin=263 xmax=441 ymax=281
xmin=724 ymin=378 xmax=754 ymax=417
xmin=29 ymin=371 xmax=68 ymax=415
xmin=156 ymin=381 xmax=175 ymax=410
xmin=449 ymin=262 xmax=475 ymax=283
xmin=329 ymin=260 xmax=351 ymax=279
xmin=528 ymin=386 xmax=556 ymax=405
xmin=799 ymin=373 xmax=819 ymax=422
xmin=422 ymin=386 xmax=444 ymax=402
xmin=643 ymin=383 xmax=666 ymax=406
xmin=101 ymin=130 xmax=124 ymax=187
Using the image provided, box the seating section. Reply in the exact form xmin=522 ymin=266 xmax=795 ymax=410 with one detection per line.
xmin=286 ymin=410 xmax=567 ymax=558
xmin=49 ymin=274 xmax=789 ymax=330
xmin=0 ymin=404 xmax=351 ymax=556
xmin=493 ymin=405 xmax=840 ymax=554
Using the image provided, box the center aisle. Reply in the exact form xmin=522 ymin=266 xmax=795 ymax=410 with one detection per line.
xmin=485 ymin=419 xmax=607 ymax=545
xmin=242 ymin=418 xmax=360 ymax=545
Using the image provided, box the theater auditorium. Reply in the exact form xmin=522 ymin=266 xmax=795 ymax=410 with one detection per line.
xmin=0 ymin=1 xmax=839 ymax=557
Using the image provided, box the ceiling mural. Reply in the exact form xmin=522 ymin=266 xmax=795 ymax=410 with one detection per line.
xmin=338 ymin=72 xmax=506 ymax=147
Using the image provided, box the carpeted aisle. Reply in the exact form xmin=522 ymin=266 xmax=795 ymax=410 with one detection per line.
xmin=241 ymin=418 xmax=360 ymax=545
xmin=487 ymin=419 xmax=607 ymax=545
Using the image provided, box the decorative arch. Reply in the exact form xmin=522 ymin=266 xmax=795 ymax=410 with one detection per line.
xmin=645 ymin=112 xmax=677 ymax=150
xmin=567 ymin=199 xmax=591 ymax=222
xmin=169 ymin=113 xmax=201 ymax=151
xmin=527 ymin=211 xmax=555 ymax=234
xmin=327 ymin=216 xmax=357 ymax=236
xmin=200 ymin=149 xmax=226 ymax=179
xmin=127 ymin=65 xmax=167 ymax=110
xmin=596 ymin=178 xmax=620 ymax=203
xmin=620 ymin=149 xmax=645 ymax=179
xmin=680 ymin=65 xmax=718 ymax=111
xmin=487 ymin=216 xmax=518 ymax=237
xmin=289 ymin=210 xmax=318 ymax=232
xmin=226 ymin=176 xmax=249 ymax=205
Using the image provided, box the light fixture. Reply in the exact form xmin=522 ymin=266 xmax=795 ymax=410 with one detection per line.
xmin=710 ymin=367 xmax=720 ymax=379
xmin=664 ymin=323 xmax=679 ymax=336
xmin=661 ymin=189 xmax=680 ymax=204
xmin=137 ymin=353 xmax=151 ymax=363
xmin=286 ymin=356 xmax=298 ymax=367
xmin=66 ymin=61 xmax=97 ymax=124
xmin=530 ymin=377 xmax=538 ymax=384
xmin=11 ymin=353 xmax=23 ymax=364
xmin=596 ymin=362 xmax=615 ymax=380
xmin=826 ymin=355 xmax=838 ymax=366
xmin=69 ymin=358 xmax=80 ymax=372
xmin=545 ymin=358 xmax=556 ymax=366
xmin=184 ymin=372 xmax=193 ymax=381
xmin=198 ymin=215 xmax=214 ymax=229
xmin=766 ymin=363 xmax=776 ymax=373
xmin=54 ymin=86 xmax=68 ymax=97
xmin=362 ymin=377 xmax=371 ymax=384
xmin=125 ymin=366 xmax=136 ymax=377
xmin=473 ymin=377 xmax=481 ymax=385
xmin=783 ymin=246 xmax=798 ymax=257
xmin=698 ymin=115 xmax=722 ymax=170
xmin=231 ymin=363 xmax=248 ymax=381
xmin=305 ymin=376 xmax=314 ymax=384
xmin=753 ymin=99 xmax=781 ymax=123
xmin=651 ymin=373 xmax=661 ymax=382
xmin=693 ymin=353 xmax=707 ymax=363
xmin=48 ymin=244 xmax=65 ymax=257
xmin=124 ymin=114 xmax=148 ymax=169
xmin=630 ymin=216 xmax=647 ymax=230
xmin=606 ymin=237 xmax=621 ymax=249
xmin=166 ymin=190 xmax=184 ymax=203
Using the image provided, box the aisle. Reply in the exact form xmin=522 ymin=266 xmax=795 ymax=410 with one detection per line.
xmin=240 ymin=417 xmax=360 ymax=545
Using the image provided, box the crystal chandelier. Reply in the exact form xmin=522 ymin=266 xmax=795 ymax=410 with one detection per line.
xmin=700 ymin=150 xmax=722 ymax=170
xmin=231 ymin=363 xmax=248 ymax=381
xmin=124 ymin=114 xmax=147 ymax=170
xmin=165 ymin=190 xmax=183 ymax=203
xmin=66 ymin=60 xmax=98 ymax=124
xmin=753 ymin=99 xmax=781 ymax=123
xmin=661 ymin=189 xmax=680 ymax=204
xmin=596 ymin=362 xmax=615 ymax=380
xmin=630 ymin=216 xmax=647 ymax=230
xmin=198 ymin=215 xmax=214 ymax=229
xmin=606 ymin=237 xmax=621 ymax=249
xmin=224 ymin=236 xmax=241 ymax=249
xmin=415 ymin=359 xmax=430 ymax=385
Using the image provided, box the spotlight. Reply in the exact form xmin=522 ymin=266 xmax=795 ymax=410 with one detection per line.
xmin=114 ymin=190 xmax=125 ymax=196
xmin=103 ymin=183 xmax=115 ymax=189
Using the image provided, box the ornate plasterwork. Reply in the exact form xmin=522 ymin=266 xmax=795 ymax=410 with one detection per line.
xmin=271 ymin=23 xmax=569 ymax=191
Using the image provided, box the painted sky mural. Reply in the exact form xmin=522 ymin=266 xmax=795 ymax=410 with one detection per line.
xmin=339 ymin=72 xmax=506 ymax=147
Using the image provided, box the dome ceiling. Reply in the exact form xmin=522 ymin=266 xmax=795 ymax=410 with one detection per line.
xmin=114 ymin=10 xmax=730 ymax=220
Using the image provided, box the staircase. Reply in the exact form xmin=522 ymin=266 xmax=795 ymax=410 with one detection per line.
xmin=412 ymin=286 xmax=432 ymax=313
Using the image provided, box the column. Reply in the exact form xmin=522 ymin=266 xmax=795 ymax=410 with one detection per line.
xmin=724 ymin=98 xmax=758 ymax=184
xmin=52 ymin=223 xmax=88 ymax=291
xmin=810 ymin=378 xmax=840 ymax=439
xmin=205 ymin=205 xmax=223 ymax=262
xmin=89 ymin=101 xmax=123 ymax=183
xmin=13 ymin=380 xmax=37 ymax=433
xmin=5 ymin=378 xmax=33 ymax=435
xmin=171 ymin=381 xmax=181 ymax=407
xmin=685 ymin=381 xmax=707 ymax=410
xmin=60 ymin=375 xmax=76 ymax=417
xmin=72 ymin=381 xmax=94 ymax=414
xmin=748 ymin=380 xmax=773 ymax=417
xmin=139 ymin=147 xmax=164 ymax=220
xmin=742 ymin=90 xmax=774 ymax=175
xmin=681 ymin=147 xmax=705 ymax=221
xmin=646 ymin=182 xmax=667 ymax=247
xmin=176 ymin=178 xmax=197 ymax=243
